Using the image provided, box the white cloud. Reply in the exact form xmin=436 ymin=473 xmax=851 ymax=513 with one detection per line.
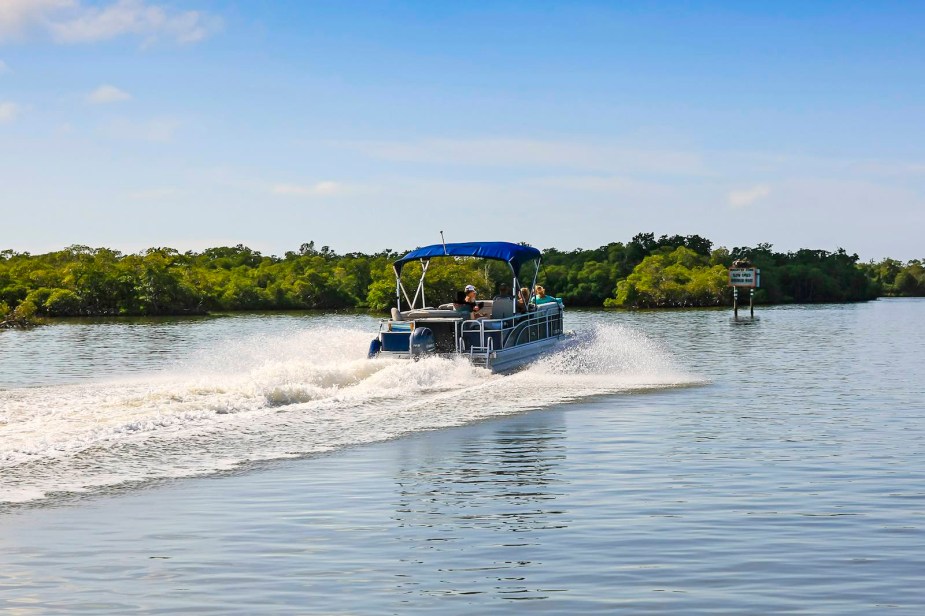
xmin=851 ymin=160 xmax=925 ymax=177
xmin=526 ymin=175 xmax=635 ymax=192
xmin=0 ymin=0 xmax=71 ymax=41
xmin=0 ymin=0 xmax=220 ymax=45
xmin=340 ymin=138 xmax=709 ymax=177
xmin=272 ymin=182 xmax=342 ymax=197
xmin=0 ymin=59 xmax=10 ymax=74
xmin=87 ymin=84 xmax=132 ymax=104
xmin=0 ymin=101 xmax=20 ymax=123
xmin=521 ymin=175 xmax=678 ymax=204
xmin=105 ymin=117 xmax=179 ymax=142
xmin=128 ymin=187 xmax=177 ymax=199
xmin=728 ymin=184 xmax=771 ymax=208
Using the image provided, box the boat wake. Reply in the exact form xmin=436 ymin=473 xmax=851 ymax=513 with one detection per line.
xmin=0 ymin=323 xmax=701 ymax=506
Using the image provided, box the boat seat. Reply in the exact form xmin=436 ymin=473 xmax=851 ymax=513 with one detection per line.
xmin=401 ymin=309 xmax=466 ymax=319
xmin=489 ymin=297 xmax=514 ymax=320
xmin=439 ymin=299 xmax=493 ymax=311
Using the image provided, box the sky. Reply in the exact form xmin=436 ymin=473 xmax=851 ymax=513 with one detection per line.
xmin=1 ymin=0 xmax=923 ymax=261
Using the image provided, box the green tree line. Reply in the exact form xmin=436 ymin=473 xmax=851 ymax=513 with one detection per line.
xmin=0 ymin=235 xmax=917 ymax=322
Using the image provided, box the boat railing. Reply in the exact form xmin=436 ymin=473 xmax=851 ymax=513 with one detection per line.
xmin=458 ymin=304 xmax=563 ymax=352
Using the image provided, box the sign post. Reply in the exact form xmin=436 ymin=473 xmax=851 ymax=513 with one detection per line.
xmin=728 ymin=266 xmax=760 ymax=319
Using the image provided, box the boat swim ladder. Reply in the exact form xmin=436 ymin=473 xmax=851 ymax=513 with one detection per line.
xmin=468 ymin=336 xmax=493 ymax=369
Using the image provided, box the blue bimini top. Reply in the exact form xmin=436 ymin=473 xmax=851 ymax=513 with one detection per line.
xmin=394 ymin=242 xmax=541 ymax=277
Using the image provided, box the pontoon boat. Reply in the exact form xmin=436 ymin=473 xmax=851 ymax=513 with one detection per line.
xmin=367 ymin=241 xmax=565 ymax=372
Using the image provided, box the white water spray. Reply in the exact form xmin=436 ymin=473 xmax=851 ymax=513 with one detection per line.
xmin=0 ymin=323 xmax=701 ymax=504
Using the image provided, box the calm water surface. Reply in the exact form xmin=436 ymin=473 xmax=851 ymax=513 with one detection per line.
xmin=1 ymin=300 xmax=923 ymax=613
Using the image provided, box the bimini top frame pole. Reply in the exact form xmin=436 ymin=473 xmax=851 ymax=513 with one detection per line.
xmin=529 ymin=257 xmax=541 ymax=304
xmin=393 ymin=258 xmax=432 ymax=311
xmin=393 ymin=263 xmax=413 ymax=311
xmin=410 ymin=260 xmax=430 ymax=309
xmin=511 ymin=257 xmax=542 ymax=312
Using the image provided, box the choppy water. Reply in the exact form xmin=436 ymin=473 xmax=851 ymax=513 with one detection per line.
xmin=0 ymin=313 xmax=693 ymax=505
xmin=1 ymin=301 xmax=924 ymax=613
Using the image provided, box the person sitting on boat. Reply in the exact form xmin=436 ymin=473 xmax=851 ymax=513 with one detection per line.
xmin=534 ymin=285 xmax=564 ymax=306
xmin=518 ymin=286 xmax=532 ymax=310
xmin=454 ymin=284 xmax=483 ymax=319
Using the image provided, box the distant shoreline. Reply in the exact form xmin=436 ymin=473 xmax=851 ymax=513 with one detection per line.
xmin=1 ymin=236 xmax=921 ymax=324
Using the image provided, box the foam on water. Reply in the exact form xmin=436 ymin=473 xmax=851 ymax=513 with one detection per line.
xmin=0 ymin=323 xmax=701 ymax=505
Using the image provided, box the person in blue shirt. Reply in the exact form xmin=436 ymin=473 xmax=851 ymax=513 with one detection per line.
xmin=534 ymin=285 xmax=563 ymax=306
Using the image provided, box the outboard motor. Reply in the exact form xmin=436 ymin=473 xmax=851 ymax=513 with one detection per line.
xmin=409 ymin=327 xmax=436 ymax=359
xmin=367 ymin=337 xmax=382 ymax=358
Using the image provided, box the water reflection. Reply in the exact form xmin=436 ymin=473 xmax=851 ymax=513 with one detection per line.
xmin=391 ymin=414 xmax=569 ymax=601
xmin=0 ymin=319 xmax=208 ymax=388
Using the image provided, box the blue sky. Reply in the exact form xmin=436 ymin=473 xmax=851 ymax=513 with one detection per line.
xmin=1 ymin=1 xmax=923 ymax=260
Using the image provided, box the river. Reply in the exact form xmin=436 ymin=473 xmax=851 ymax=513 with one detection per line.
xmin=1 ymin=300 xmax=923 ymax=613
